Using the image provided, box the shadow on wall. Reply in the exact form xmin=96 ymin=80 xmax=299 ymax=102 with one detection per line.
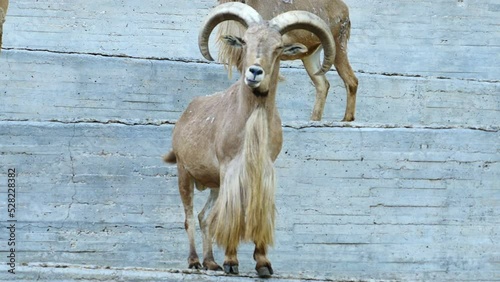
xmin=0 ymin=0 xmax=8 ymax=49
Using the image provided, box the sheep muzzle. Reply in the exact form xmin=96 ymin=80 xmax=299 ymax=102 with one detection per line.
xmin=244 ymin=64 xmax=265 ymax=89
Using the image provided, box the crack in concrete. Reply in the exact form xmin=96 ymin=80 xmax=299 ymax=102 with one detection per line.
xmin=355 ymin=70 xmax=499 ymax=84
xmin=282 ymin=121 xmax=499 ymax=132
xmin=1 ymin=118 xmax=498 ymax=132
xmin=68 ymin=124 xmax=77 ymax=184
xmin=0 ymin=118 xmax=177 ymax=126
xmin=64 ymin=124 xmax=78 ymax=225
xmin=46 ymin=118 xmax=178 ymax=126
xmin=2 ymin=47 xmax=214 ymax=65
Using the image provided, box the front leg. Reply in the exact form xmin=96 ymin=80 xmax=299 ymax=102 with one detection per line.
xmin=254 ymin=242 xmax=273 ymax=278
xmin=223 ymin=245 xmax=239 ymax=275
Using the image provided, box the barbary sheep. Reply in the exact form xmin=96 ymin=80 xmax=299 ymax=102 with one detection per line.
xmin=217 ymin=0 xmax=358 ymax=121
xmin=163 ymin=2 xmax=335 ymax=277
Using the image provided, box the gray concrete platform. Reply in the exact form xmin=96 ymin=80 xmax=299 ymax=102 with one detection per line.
xmin=1 ymin=262 xmax=382 ymax=282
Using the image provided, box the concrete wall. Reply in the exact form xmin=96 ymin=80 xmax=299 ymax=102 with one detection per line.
xmin=0 ymin=0 xmax=498 ymax=281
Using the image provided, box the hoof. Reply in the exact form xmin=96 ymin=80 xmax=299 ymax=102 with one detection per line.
xmin=203 ymin=260 xmax=223 ymax=271
xmin=223 ymin=263 xmax=239 ymax=274
xmin=257 ymin=266 xmax=273 ymax=278
xmin=188 ymin=262 xmax=202 ymax=270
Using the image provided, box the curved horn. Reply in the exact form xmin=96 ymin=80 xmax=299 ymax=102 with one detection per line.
xmin=269 ymin=11 xmax=336 ymax=75
xmin=198 ymin=2 xmax=263 ymax=61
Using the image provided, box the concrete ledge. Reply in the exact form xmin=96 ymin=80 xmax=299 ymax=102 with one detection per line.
xmin=1 ymin=50 xmax=498 ymax=125
xmin=1 ymin=121 xmax=498 ymax=281
xmin=1 ymin=263 xmax=377 ymax=282
xmin=3 ymin=0 xmax=498 ymax=80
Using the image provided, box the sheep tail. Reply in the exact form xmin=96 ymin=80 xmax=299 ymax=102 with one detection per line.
xmin=163 ymin=151 xmax=177 ymax=164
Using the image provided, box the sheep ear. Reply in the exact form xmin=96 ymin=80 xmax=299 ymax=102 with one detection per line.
xmin=222 ymin=35 xmax=245 ymax=48
xmin=282 ymin=43 xmax=308 ymax=56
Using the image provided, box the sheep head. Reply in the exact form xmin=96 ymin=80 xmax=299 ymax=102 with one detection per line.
xmin=199 ymin=2 xmax=336 ymax=95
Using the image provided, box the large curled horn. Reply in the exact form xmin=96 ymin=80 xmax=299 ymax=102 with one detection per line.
xmin=199 ymin=2 xmax=263 ymax=61
xmin=269 ymin=11 xmax=335 ymax=75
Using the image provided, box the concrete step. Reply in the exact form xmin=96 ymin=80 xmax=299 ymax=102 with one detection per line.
xmin=1 ymin=121 xmax=498 ymax=281
xmin=3 ymin=0 xmax=497 ymax=80
xmin=0 ymin=0 xmax=498 ymax=280
xmin=1 ymin=50 xmax=498 ymax=126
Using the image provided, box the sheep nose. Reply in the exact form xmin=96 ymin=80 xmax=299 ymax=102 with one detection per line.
xmin=244 ymin=64 xmax=265 ymax=88
xmin=249 ymin=66 xmax=263 ymax=77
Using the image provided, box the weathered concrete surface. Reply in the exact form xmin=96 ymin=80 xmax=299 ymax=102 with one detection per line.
xmin=0 ymin=121 xmax=498 ymax=281
xmin=1 ymin=263 xmax=377 ymax=282
xmin=0 ymin=0 xmax=499 ymax=281
xmin=3 ymin=0 xmax=499 ymax=80
xmin=0 ymin=50 xmax=498 ymax=125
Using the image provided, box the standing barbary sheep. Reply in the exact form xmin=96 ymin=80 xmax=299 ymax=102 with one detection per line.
xmin=0 ymin=0 xmax=8 ymax=51
xmin=217 ymin=0 xmax=358 ymax=122
xmin=163 ymin=2 xmax=335 ymax=278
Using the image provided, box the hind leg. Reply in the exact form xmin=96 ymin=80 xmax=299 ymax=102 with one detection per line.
xmin=254 ymin=242 xmax=273 ymax=278
xmin=335 ymin=51 xmax=358 ymax=122
xmin=302 ymin=46 xmax=330 ymax=121
xmin=334 ymin=24 xmax=358 ymax=122
xmin=177 ymin=164 xmax=202 ymax=269
xmin=198 ymin=188 xmax=222 ymax=271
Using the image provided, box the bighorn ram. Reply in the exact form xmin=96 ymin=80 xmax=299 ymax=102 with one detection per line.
xmin=217 ymin=0 xmax=358 ymax=121
xmin=0 ymin=0 xmax=8 ymax=50
xmin=164 ymin=2 xmax=334 ymax=277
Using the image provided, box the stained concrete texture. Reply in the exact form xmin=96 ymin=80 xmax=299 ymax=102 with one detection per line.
xmin=0 ymin=0 xmax=499 ymax=281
